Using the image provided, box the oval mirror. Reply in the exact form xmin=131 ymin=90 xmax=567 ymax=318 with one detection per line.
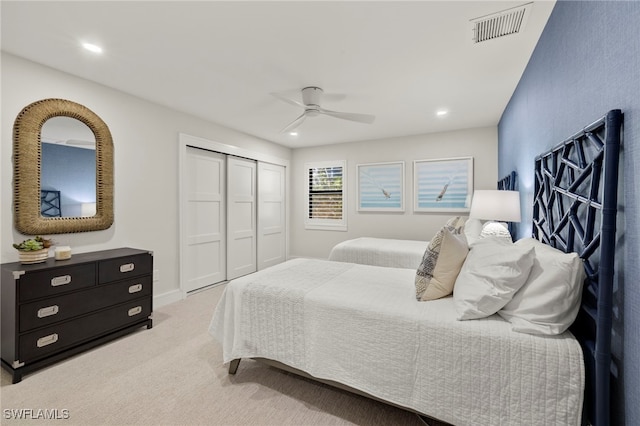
xmin=13 ymin=98 xmax=114 ymax=234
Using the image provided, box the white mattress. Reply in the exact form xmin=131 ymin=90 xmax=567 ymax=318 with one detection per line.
xmin=209 ymin=258 xmax=584 ymax=426
xmin=328 ymin=237 xmax=427 ymax=269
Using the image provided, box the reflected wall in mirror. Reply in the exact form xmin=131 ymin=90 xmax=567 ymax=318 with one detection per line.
xmin=41 ymin=117 xmax=97 ymax=218
xmin=13 ymin=98 xmax=114 ymax=234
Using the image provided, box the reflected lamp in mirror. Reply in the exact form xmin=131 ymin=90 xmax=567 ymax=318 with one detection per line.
xmin=469 ymin=190 xmax=521 ymax=240
xmin=81 ymin=202 xmax=97 ymax=217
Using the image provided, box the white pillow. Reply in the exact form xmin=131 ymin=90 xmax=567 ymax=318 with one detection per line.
xmin=453 ymin=238 xmax=535 ymax=320
xmin=463 ymin=218 xmax=483 ymax=246
xmin=498 ymin=238 xmax=586 ymax=335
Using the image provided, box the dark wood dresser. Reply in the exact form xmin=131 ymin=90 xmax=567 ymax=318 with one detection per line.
xmin=1 ymin=247 xmax=153 ymax=383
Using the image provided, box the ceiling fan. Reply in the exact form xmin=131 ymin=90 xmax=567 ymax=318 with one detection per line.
xmin=271 ymin=86 xmax=375 ymax=133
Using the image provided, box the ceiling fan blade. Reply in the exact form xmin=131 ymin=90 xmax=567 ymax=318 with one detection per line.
xmin=271 ymin=92 xmax=306 ymax=109
xmin=319 ymin=107 xmax=375 ymax=124
xmin=279 ymin=112 xmax=307 ymax=133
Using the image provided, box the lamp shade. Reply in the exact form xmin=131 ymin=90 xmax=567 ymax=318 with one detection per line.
xmin=469 ymin=190 xmax=521 ymax=222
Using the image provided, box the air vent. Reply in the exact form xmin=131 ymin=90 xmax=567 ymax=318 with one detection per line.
xmin=471 ymin=3 xmax=531 ymax=43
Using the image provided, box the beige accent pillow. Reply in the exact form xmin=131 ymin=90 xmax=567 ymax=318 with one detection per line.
xmin=415 ymin=217 xmax=469 ymax=301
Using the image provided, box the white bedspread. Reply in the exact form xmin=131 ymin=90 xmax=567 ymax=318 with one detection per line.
xmin=328 ymin=237 xmax=427 ymax=269
xmin=209 ymin=258 xmax=584 ymax=426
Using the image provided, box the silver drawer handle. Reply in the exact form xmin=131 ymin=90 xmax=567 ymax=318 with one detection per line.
xmin=120 ymin=263 xmax=135 ymax=273
xmin=51 ymin=275 xmax=71 ymax=287
xmin=37 ymin=333 xmax=59 ymax=347
xmin=128 ymin=306 xmax=142 ymax=316
xmin=128 ymin=284 xmax=143 ymax=293
xmin=37 ymin=305 xmax=59 ymax=318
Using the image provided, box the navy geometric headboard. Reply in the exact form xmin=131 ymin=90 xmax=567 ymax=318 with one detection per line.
xmin=497 ymin=170 xmax=516 ymax=191
xmin=532 ymin=109 xmax=622 ymax=426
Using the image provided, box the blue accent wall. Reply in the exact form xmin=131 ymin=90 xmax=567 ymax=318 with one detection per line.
xmin=498 ymin=1 xmax=640 ymax=424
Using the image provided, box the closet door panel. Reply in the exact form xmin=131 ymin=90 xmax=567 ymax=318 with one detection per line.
xmin=184 ymin=148 xmax=226 ymax=292
xmin=227 ymin=157 xmax=257 ymax=280
xmin=258 ymin=162 xmax=286 ymax=270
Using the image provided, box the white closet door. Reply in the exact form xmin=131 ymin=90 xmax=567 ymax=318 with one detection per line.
xmin=227 ymin=156 xmax=257 ymax=280
xmin=184 ymin=148 xmax=226 ymax=292
xmin=258 ymin=162 xmax=286 ymax=270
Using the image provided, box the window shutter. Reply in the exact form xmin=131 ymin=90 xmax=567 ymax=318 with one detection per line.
xmin=304 ymin=161 xmax=346 ymax=231
xmin=308 ymin=166 xmax=343 ymax=219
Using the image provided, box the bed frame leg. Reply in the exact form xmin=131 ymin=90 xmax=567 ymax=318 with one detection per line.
xmin=229 ymin=359 xmax=240 ymax=374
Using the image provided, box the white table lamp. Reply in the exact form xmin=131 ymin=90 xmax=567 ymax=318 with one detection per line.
xmin=469 ymin=190 xmax=521 ymax=239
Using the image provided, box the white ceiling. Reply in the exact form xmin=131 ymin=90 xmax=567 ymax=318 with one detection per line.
xmin=1 ymin=1 xmax=555 ymax=148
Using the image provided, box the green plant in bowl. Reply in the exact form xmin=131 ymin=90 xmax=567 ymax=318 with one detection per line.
xmin=13 ymin=236 xmax=51 ymax=251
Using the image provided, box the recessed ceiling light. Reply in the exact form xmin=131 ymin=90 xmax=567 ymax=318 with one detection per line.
xmin=289 ymin=131 xmax=298 ymax=136
xmin=436 ymin=110 xmax=448 ymax=117
xmin=82 ymin=42 xmax=103 ymax=54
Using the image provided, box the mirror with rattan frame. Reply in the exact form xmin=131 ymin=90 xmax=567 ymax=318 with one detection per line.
xmin=13 ymin=98 xmax=114 ymax=234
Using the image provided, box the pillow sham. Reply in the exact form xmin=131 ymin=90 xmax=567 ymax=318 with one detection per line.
xmin=415 ymin=217 xmax=468 ymax=301
xmin=453 ymin=237 xmax=535 ymax=320
xmin=498 ymin=238 xmax=586 ymax=335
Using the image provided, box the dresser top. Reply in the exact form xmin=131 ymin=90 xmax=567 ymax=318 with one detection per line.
xmin=1 ymin=247 xmax=152 ymax=273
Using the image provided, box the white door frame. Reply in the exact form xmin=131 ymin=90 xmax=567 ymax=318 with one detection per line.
xmin=178 ymin=133 xmax=290 ymax=299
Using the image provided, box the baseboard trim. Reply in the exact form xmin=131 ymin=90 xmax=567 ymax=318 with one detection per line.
xmin=154 ymin=289 xmax=183 ymax=308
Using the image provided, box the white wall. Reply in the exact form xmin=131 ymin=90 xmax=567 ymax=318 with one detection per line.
xmin=1 ymin=53 xmax=291 ymax=306
xmin=290 ymin=127 xmax=498 ymax=259
xmin=2 ymin=53 xmax=498 ymax=301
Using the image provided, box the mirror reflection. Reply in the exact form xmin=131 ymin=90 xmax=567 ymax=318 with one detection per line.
xmin=40 ymin=117 xmax=97 ymax=218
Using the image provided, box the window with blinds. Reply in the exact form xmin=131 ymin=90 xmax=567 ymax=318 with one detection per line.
xmin=305 ymin=161 xmax=347 ymax=231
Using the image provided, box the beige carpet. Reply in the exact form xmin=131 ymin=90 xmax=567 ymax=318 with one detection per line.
xmin=0 ymin=284 xmax=431 ymax=426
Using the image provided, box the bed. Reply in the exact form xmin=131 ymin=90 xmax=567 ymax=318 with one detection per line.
xmin=209 ymin=109 xmax=622 ymax=426
xmin=328 ymin=237 xmax=428 ymax=269
xmin=327 ymin=171 xmax=518 ymax=270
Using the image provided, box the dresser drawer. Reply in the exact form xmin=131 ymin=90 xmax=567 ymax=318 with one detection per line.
xmin=19 ymin=297 xmax=152 ymax=363
xmin=18 ymin=264 xmax=96 ymax=302
xmin=19 ymin=276 xmax=152 ymax=332
xmin=98 ymin=254 xmax=152 ymax=284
